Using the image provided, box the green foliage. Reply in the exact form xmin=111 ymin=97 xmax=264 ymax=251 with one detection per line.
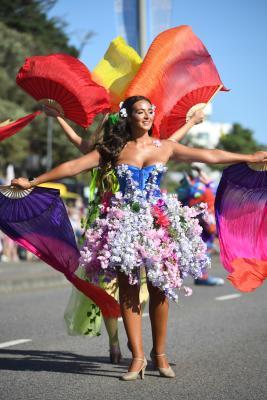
xmin=0 ymin=1 xmax=95 ymax=177
xmin=131 ymin=202 xmax=141 ymax=212
xmin=0 ymin=22 xmax=38 ymax=109
xmin=218 ymin=123 xmax=260 ymax=154
xmin=210 ymin=123 xmax=262 ymax=171
xmin=0 ymin=0 xmax=78 ymax=56
xmin=0 ymin=99 xmax=30 ymax=171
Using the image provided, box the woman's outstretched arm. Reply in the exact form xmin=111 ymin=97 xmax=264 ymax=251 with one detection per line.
xmin=43 ymin=106 xmax=94 ymax=154
xmin=57 ymin=116 xmax=94 ymax=154
xmin=11 ymin=149 xmax=101 ymax=189
xmin=170 ymin=142 xmax=267 ymax=164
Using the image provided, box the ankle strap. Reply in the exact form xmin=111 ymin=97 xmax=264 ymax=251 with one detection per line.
xmin=153 ymin=353 xmax=166 ymax=357
xmin=133 ymin=357 xmax=145 ymax=361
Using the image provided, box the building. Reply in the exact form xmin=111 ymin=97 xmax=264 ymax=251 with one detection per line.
xmin=114 ymin=0 xmax=172 ymax=55
xmin=187 ymin=104 xmax=232 ymax=149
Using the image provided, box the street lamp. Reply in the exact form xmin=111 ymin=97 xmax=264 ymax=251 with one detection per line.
xmin=46 ymin=116 xmax=53 ymax=171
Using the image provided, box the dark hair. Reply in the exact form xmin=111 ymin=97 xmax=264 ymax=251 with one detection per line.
xmin=95 ymin=95 xmax=153 ymax=166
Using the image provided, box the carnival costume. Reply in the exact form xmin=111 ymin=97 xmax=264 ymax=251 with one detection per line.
xmin=79 ymin=158 xmax=210 ymax=301
xmin=2 ymin=24 xmax=264 ymax=318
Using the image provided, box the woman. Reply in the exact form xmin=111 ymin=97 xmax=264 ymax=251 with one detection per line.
xmin=12 ymin=96 xmax=267 ymax=381
xmin=42 ymin=103 xmax=204 ymax=364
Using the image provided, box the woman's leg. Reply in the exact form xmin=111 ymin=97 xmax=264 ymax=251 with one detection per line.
xmin=118 ymin=271 xmax=144 ymax=371
xmin=103 ymin=317 xmax=121 ymax=363
xmin=103 ymin=317 xmax=119 ymax=346
xmin=147 ymin=282 xmax=170 ymax=368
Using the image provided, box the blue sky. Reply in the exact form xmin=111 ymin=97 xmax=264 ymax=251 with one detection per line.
xmin=49 ymin=0 xmax=267 ymax=145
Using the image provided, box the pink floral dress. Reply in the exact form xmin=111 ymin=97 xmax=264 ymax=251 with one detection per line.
xmin=79 ymin=163 xmax=209 ymax=301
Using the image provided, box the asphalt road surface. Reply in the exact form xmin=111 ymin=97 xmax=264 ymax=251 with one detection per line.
xmin=0 ymin=256 xmax=266 ymax=400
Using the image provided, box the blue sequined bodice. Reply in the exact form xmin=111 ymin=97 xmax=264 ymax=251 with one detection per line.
xmin=115 ymin=163 xmax=167 ymax=198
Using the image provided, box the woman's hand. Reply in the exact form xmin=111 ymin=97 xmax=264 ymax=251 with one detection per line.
xmin=190 ymin=109 xmax=205 ymax=125
xmin=11 ymin=177 xmax=32 ymax=189
xmin=42 ymin=105 xmax=62 ymax=118
xmin=168 ymin=109 xmax=205 ymax=143
xmin=250 ymin=151 xmax=267 ymax=163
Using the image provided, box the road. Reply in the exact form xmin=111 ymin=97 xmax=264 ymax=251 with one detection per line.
xmin=0 ymin=256 xmax=266 ymax=400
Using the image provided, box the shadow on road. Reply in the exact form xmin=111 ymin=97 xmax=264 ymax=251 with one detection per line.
xmin=0 ymin=348 xmax=165 ymax=378
xmin=0 ymin=348 xmax=134 ymax=378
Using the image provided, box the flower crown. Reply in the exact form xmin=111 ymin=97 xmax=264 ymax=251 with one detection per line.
xmin=119 ymin=102 xmax=128 ymax=118
xmin=108 ymin=101 xmax=156 ymax=125
xmin=119 ymin=101 xmax=156 ymax=118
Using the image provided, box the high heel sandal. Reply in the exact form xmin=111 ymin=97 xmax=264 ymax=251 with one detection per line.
xmin=109 ymin=344 xmax=122 ymax=364
xmin=150 ymin=351 xmax=175 ymax=378
xmin=120 ymin=357 xmax=147 ymax=381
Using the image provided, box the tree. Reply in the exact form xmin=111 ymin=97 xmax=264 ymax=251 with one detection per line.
xmin=0 ymin=2 xmax=94 ymax=178
xmin=205 ymin=123 xmax=265 ymax=171
xmin=0 ymin=21 xmax=78 ymax=176
xmin=0 ymin=0 xmax=78 ymax=56
xmin=218 ymin=123 xmax=260 ymax=154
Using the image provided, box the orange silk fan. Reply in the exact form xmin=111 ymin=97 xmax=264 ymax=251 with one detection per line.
xmin=126 ymin=25 xmax=228 ymax=138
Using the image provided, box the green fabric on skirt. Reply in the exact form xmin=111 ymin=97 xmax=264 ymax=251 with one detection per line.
xmin=64 ymin=268 xmax=102 ymax=336
xmin=64 ymin=267 xmax=149 ymax=337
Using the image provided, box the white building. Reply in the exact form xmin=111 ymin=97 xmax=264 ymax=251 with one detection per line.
xmin=187 ymin=104 xmax=232 ymax=149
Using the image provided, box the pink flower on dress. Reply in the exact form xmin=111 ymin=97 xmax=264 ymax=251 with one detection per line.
xmin=156 ymin=198 xmax=166 ymax=208
xmin=152 ymin=205 xmax=170 ymax=227
xmin=101 ymin=191 xmax=113 ymax=213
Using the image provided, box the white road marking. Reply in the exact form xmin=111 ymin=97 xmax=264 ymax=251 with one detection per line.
xmin=215 ymin=294 xmax=242 ymax=301
xmin=0 ymin=339 xmax=32 ymax=349
xmin=118 ymin=312 xmax=149 ymax=322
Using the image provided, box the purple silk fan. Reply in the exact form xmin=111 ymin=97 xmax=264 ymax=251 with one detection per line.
xmin=215 ymin=163 xmax=267 ymax=292
xmin=0 ymin=186 xmax=120 ymax=317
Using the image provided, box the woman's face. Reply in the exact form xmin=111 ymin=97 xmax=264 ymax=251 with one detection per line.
xmin=128 ymin=100 xmax=154 ymax=132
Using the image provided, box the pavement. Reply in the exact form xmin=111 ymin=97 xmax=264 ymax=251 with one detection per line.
xmin=0 ymin=256 xmax=266 ymax=400
xmin=0 ymin=253 xmax=224 ymax=294
xmin=0 ymin=259 xmax=68 ymax=293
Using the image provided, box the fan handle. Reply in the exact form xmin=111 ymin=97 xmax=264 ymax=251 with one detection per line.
xmin=186 ymin=84 xmax=223 ymax=122
xmin=0 ymin=185 xmax=34 ymax=198
xmin=0 ymin=119 xmax=13 ymax=127
xmin=38 ymin=99 xmax=64 ymax=116
xmin=247 ymin=162 xmax=267 ymax=171
xmin=186 ymin=103 xmax=206 ymax=122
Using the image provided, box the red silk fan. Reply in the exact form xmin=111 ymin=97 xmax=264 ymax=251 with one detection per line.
xmin=0 ymin=111 xmax=41 ymax=142
xmin=0 ymin=54 xmax=111 ymax=142
xmin=16 ymin=54 xmax=111 ymax=128
xmin=160 ymin=85 xmax=223 ymax=138
xmin=126 ymin=25 xmax=228 ymax=138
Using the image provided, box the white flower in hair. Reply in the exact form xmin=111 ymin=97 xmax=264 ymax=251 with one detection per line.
xmin=119 ymin=101 xmax=124 ymax=108
xmin=119 ymin=107 xmax=128 ymax=118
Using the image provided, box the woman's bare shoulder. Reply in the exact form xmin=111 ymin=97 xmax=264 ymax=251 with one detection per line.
xmin=159 ymin=139 xmax=175 ymax=151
